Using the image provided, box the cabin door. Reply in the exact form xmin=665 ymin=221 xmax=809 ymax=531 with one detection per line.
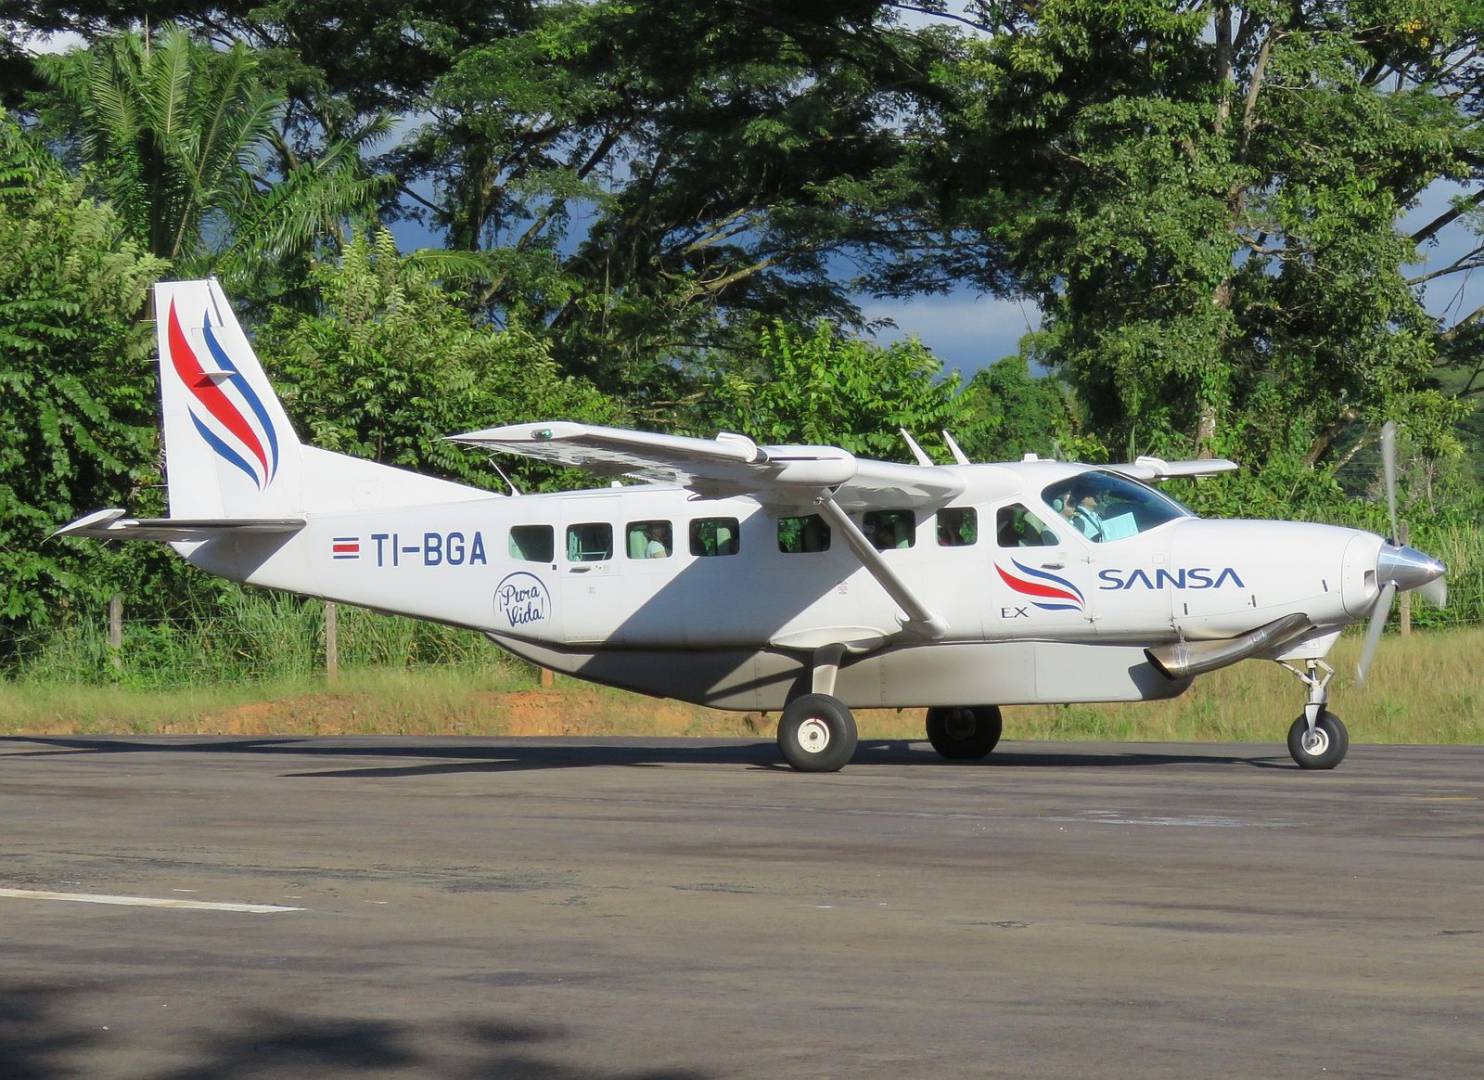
xmin=985 ymin=500 xmax=1099 ymax=639
xmin=559 ymin=496 xmax=627 ymax=644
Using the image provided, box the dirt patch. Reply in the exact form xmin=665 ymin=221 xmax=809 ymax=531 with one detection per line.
xmin=148 ymin=686 xmax=924 ymax=739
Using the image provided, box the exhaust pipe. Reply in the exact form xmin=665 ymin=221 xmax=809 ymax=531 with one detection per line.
xmin=1146 ymin=612 xmax=1314 ymax=680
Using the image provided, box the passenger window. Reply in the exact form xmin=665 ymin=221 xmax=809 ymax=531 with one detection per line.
xmin=995 ymin=504 xmax=1056 ymax=548
xmin=508 ymin=524 xmax=554 ymax=562
xmin=566 ymin=522 xmax=613 ymax=562
xmin=626 ymin=520 xmax=672 ymax=559
xmin=863 ymin=509 xmax=915 ymax=550
xmin=690 ymin=517 xmax=740 ymax=556
xmin=936 ymin=508 xmax=977 ymax=547
xmin=778 ymin=514 xmax=830 ymax=553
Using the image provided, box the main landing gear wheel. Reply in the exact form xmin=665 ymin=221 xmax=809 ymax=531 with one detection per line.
xmin=926 ymin=706 xmax=1003 ymax=761
xmin=1287 ymin=711 xmax=1349 ymax=770
xmin=778 ymin=693 xmax=858 ymax=773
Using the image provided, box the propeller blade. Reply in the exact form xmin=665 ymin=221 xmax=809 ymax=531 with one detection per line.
xmin=1355 ymin=581 xmax=1396 ymax=686
xmin=1380 ymin=421 xmax=1398 ymax=542
xmin=1417 ymin=575 xmax=1448 ymax=608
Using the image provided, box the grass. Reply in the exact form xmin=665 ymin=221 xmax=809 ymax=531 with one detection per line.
xmin=2 ymin=625 xmax=1480 ymax=744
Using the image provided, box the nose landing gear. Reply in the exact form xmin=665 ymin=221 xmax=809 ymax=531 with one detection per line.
xmin=1279 ymin=659 xmax=1349 ymax=769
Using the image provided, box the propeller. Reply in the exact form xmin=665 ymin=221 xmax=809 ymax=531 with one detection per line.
xmin=1379 ymin=421 xmax=1398 ymax=542
xmin=1355 ymin=421 xmax=1447 ymax=685
xmin=1417 ymin=575 xmax=1448 ymax=608
xmin=1355 ymin=581 xmax=1396 ymax=686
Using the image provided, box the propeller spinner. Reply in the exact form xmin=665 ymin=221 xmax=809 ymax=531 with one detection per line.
xmin=1356 ymin=423 xmax=1448 ymax=684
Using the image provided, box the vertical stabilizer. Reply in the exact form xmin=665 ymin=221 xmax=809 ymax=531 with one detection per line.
xmin=154 ymin=279 xmax=304 ymax=518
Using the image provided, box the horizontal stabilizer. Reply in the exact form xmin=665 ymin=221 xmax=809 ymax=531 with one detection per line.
xmin=54 ymin=508 xmax=305 ymax=543
xmin=1107 ymin=456 xmax=1239 ymax=481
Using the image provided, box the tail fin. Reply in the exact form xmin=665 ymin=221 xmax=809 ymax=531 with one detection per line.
xmin=154 ymin=279 xmax=490 ymax=519
xmin=155 ymin=279 xmax=304 ymax=518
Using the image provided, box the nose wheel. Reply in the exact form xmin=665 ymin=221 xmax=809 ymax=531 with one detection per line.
xmin=1287 ymin=711 xmax=1349 ymax=770
xmin=1278 ymin=659 xmax=1348 ymax=769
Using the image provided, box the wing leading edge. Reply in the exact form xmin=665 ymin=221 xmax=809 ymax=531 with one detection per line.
xmin=448 ymin=421 xmax=965 ymax=511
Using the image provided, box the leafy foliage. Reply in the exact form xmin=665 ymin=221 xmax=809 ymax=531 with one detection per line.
xmin=256 ymin=228 xmax=616 ymax=491
xmin=0 ymin=112 xmax=167 ymax=641
xmin=34 ymin=25 xmax=389 ymax=293
xmin=916 ymin=0 xmax=1479 ymax=470
xmin=697 ymin=320 xmax=1073 ymax=465
xmin=5 ymin=2 xmax=1484 ymax=664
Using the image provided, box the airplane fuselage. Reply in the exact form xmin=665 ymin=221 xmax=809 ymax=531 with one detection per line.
xmin=182 ymin=461 xmax=1382 ymax=711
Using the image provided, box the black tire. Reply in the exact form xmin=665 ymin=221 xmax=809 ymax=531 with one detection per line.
xmin=926 ymin=705 xmax=1003 ymax=761
xmin=1287 ymin=711 xmax=1349 ymax=770
xmin=778 ymin=693 xmax=858 ymax=773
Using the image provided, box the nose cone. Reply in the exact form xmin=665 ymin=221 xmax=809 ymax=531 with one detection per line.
xmin=1377 ymin=544 xmax=1446 ymax=592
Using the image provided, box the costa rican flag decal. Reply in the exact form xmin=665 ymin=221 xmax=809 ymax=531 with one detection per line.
xmin=167 ymin=299 xmax=279 ymax=490
xmin=995 ymin=558 xmax=1086 ymax=612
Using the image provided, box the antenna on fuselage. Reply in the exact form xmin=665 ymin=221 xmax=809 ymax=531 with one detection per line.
xmin=899 ymin=428 xmax=934 ymax=466
xmin=941 ymin=430 xmax=970 ymax=465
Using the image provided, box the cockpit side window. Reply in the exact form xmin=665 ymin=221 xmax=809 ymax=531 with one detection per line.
xmin=1041 ymin=471 xmax=1191 ymax=543
xmin=995 ymin=504 xmax=1056 ymax=548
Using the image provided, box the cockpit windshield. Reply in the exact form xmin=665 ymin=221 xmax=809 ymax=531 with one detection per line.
xmin=1041 ymin=471 xmax=1193 ymax=543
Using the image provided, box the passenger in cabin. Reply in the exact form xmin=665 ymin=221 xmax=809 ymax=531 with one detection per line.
xmin=645 ymin=524 xmax=669 ymax=558
xmin=995 ymin=504 xmax=1054 ymax=547
xmin=1071 ymin=487 xmax=1106 ymax=540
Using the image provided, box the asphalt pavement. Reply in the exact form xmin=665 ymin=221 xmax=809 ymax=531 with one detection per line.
xmin=1 ymin=735 xmax=1480 ymax=1078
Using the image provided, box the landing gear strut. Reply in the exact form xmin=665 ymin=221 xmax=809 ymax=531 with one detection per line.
xmin=1279 ymin=659 xmax=1349 ymax=770
xmin=777 ymin=644 xmax=858 ymax=773
xmin=926 ymin=706 xmax=1003 ymax=761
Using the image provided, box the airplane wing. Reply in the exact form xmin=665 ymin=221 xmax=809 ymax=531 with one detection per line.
xmin=1105 ymin=456 xmax=1239 ymax=481
xmin=448 ymin=422 xmax=965 ymax=511
xmin=54 ymin=508 xmax=306 ymax=542
xmin=450 ymin=422 xmax=962 ymax=638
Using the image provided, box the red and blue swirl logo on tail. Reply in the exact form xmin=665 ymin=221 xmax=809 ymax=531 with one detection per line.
xmin=167 ymin=299 xmax=279 ymax=490
xmin=995 ymin=559 xmax=1085 ymax=612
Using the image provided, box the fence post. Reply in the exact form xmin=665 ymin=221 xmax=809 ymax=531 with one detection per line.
xmin=1398 ymin=521 xmax=1411 ymax=637
xmin=107 ymin=593 xmax=123 ymax=672
xmin=324 ymin=601 xmax=339 ymax=682
xmin=539 ymin=666 xmax=555 ymax=689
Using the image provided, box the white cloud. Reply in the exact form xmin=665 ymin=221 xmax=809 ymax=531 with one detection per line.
xmin=21 ymin=30 xmax=85 ymax=55
xmin=858 ymin=291 xmax=1040 ymax=376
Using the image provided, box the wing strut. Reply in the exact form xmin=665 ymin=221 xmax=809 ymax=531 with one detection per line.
xmin=812 ymin=495 xmax=947 ymax=639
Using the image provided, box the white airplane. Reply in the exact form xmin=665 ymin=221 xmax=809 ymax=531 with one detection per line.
xmin=58 ymin=280 xmax=1447 ymax=772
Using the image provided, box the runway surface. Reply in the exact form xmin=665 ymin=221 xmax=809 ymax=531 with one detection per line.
xmin=1 ymin=736 xmax=1480 ymax=1078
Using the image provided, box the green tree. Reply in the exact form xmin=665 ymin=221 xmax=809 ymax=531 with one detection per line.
xmin=913 ymin=0 xmax=1478 ymax=472
xmin=698 ymin=321 xmax=975 ymax=460
xmin=389 ymin=1 xmax=955 ymax=396
xmin=256 ymin=228 xmax=617 ymax=491
xmin=36 ymin=25 xmax=388 ymax=295
xmin=0 ymin=112 xmax=167 ymax=645
xmin=954 ymin=351 xmax=1076 ymax=463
